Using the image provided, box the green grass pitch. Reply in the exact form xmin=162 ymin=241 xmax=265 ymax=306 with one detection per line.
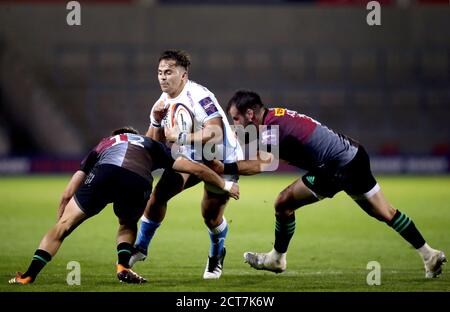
xmin=0 ymin=174 xmax=449 ymax=292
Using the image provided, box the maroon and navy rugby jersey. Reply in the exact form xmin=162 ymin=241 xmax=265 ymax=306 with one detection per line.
xmin=80 ymin=133 xmax=175 ymax=182
xmin=261 ymin=108 xmax=358 ymax=171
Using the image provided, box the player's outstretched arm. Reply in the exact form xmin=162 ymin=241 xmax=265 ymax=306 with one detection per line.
xmin=57 ymin=170 xmax=86 ymax=220
xmin=172 ymin=157 xmax=239 ymax=200
xmin=194 ymin=117 xmax=223 ymax=144
xmin=237 ymin=160 xmax=265 ymax=175
xmin=164 ymin=117 xmax=223 ymax=146
xmin=221 ymin=151 xmax=276 ymax=176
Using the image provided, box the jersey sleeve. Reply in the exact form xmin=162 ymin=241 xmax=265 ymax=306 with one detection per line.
xmin=193 ymin=92 xmax=222 ymax=125
xmin=149 ymin=140 xmax=176 ymax=170
xmin=259 ymin=124 xmax=280 ymax=154
xmin=79 ymin=148 xmax=99 ymax=174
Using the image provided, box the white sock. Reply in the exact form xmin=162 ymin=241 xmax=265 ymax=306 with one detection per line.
xmin=269 ymin=248 xmax=286 ymax=260
xmin=417 ymin=243 xmax=435 ymax=261
xmin=208 ymin=217 xmax=227 ymax=235
xmin=141 ymin=215 xmax=152 ymax=223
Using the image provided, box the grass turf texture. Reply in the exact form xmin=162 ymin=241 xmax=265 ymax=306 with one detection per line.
xmin=0 ymin=174 xmax=449 ymax=292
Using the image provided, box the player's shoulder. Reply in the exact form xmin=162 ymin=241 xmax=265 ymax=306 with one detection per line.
xmin=95 ymin=135 xmax=113 ymax=150
xmin=142 ymin=135 xmax=167 ymax=151
xmin=141 ymin=135 xmax=156 ymax=145
xmin=265 ymin=108 xmax=286 ymax=122
xmin=187 ymin=80 xmax=215 ymax=100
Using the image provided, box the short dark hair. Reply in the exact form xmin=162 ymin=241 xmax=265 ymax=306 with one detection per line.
xmin=159 ymin=50 xmax=191 ymax=70
xmin=227 ymin=89 xmax=264 ymax=114
xmin=111 ymin=126 xmax=139 ymax=136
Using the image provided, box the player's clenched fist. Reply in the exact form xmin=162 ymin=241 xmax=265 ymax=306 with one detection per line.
xmin=150 ymin=100 xmax=166 ymax=127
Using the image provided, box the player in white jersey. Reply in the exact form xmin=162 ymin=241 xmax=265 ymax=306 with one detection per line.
xmin=131 ymin=50 xmax=243 ymax=279
xmin=155 ymin=80 xmax=242 ymax=167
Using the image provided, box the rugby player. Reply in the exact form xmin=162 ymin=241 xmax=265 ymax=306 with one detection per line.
xmin=130 ymin=50 xmax=243 ymax=279
xmin=9 ymin=127 xmax=239 ymax=285
xmin=222 ymin=89 xmax=446 ymax=279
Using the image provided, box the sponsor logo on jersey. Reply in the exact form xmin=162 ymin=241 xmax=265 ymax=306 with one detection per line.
xmin=199 ymin=97 xmax=218 ymax=116
xmin=85 ymin=172 xmax=95 ymax=184
xmin=274 ymin=108 xmax=286 ymax=116
xmin=261 ymin=130 xmax=278 ymax=145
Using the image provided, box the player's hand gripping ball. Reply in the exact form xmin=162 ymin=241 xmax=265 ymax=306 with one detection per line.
xmin=164 ymin=103 xmax=194 ymax=143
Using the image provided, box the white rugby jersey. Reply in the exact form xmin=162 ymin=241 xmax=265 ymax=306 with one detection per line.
xmin=152 ymin=80 xmax=243 ymax=163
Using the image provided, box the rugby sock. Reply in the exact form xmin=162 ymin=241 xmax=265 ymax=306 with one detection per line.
xmin=22 ymin=249 xmax=52 ymax=281
xmin=117 ymin=242 xmax=134 ymax=268
xmin=274 ymin=214 xmax=296 ymax=253
xmin=135 ymin=216 xmax=160 ymax=255
xmin=208 ymin=218 xmax=228 ymax=258
xmin=388 ymin=210 xmax=426 ymax=249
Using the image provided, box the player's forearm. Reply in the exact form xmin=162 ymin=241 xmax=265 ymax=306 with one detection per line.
xmin=236 ymin=160 xmax=263 ymax=175
xmin=196 ymin=165 xmax=226 ymax=189
xmin=187 ymin=118 xmax=223 ymax=144
xmin=146 ymin=125 xmax=165 ymax=141
xmin=186 ymin=161 xmax=225 ymax=189
xmin=173 ymin=157 xmax=225 ymax=189
xmin=57 ymin=170 xmax=86 ymax=219
xmin=232 ymin=151 xmax=275 ymax=175
xmin=186 ymin=162 xmax=238 ymax=199
xmin=186 ymin=127 xmax=223 ymax=145
xmin=222 ymin=159 xmax=267 ymax=176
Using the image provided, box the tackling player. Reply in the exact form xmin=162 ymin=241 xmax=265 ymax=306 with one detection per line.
xmin=221 ymin=89 xmax=446 ymax=279
xmin=130 ymin=50 xmax=243 ymax=279
xmin=9 ymin=127 xmax=239 ymax=285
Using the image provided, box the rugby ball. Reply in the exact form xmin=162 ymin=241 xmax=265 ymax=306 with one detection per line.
xmin=167 ymin=103 xmax=194 ymax=133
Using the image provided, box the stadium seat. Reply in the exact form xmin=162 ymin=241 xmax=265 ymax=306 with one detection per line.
xmin=350 ymin=51 xmax=378 ymax=84
xmin=56 ymin=52 xmax=91 ymax=87
xmin=420 ymin=51 xmax=449 ymax=82
xmin=205 ymin=51 xmax=238 ymax=89
xmin=243 ymin=50 xmax=273 ymax=88
xmin=386 ymin=50 xmax=416 ymax=84
xmin=279 ymin=50 xmax=309 ymax=84
xmin=315 ymin=51 xmax=343 ymax=84
xmin=96 ymin=51 xmax=129 ymax=85
xmin=133 ymin=51 xmax=159 ymax=85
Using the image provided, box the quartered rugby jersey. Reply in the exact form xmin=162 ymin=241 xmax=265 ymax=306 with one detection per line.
xmin=261 ymin=108 xmax=358 ymax=171
xmin=80 ymin=133 xmax=175 ymax=182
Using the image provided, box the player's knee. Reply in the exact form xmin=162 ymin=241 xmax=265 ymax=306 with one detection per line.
xmin=118 ymin=218 xmax=138 ymax=228
xmin=55 ymin=222 xmax=76 ymax=241
xmin=149 ymin=193 xmax=169 ymax=209
xmin=202 ymin=208 xmax=223 ymax=228
xmin=203 ymin=217 xmax=221 ymax=229
xmin=202 ymin=210 xmax=222 ymax=227
xmin=118 ymin=221 xmax=138 ymax=236
xmin=274 ymin=192 xmax=295 ymax=216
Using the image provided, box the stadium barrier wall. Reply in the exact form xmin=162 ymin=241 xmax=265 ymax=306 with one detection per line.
xmin=0 ymin=155 xmax=448 ymax=175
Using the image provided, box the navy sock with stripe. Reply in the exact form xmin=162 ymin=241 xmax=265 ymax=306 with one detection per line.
xmin=274 ymin=214 xmax=296 ymax=253
xmin=388 ymin=210 xmax=426 ymax=249
xmin=22 ymin=249 xmax=52 ymax=281
xmin=117 ymin=242 xmax=134 ymax=268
